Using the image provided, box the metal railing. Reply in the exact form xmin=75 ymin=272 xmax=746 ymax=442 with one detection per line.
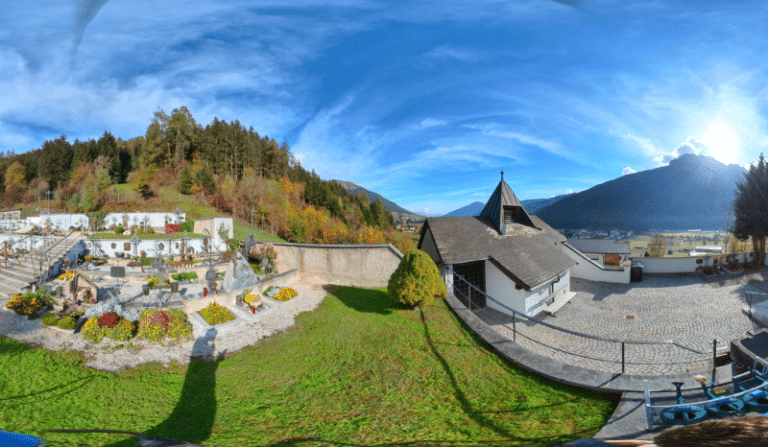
xmin=644 ymin=357 xmax=768 ymax=428
xmin=449 ymin=272 xmax=705 ymax=375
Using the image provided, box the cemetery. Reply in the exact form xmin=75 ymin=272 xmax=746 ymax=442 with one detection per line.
xmin=0 ymin=212 xmax=297 ymax=346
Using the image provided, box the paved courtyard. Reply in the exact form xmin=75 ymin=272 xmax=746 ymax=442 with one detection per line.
xmin=473 ymin=275 xmax=767 ymax=375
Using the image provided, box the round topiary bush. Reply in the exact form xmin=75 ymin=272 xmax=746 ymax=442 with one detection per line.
xmin=387 ymin=249 xmax=447 ymax=308
xmin=114 ymin=225 xmax=125 ymax=234
xmin=57 ymin=316 xmax=78 ymax=330
xmin=41 ymin=312 xmax=59 ymax=327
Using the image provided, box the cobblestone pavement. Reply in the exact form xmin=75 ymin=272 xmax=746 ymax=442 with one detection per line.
xmin=473 ymin=275 xmax=766 ymax=375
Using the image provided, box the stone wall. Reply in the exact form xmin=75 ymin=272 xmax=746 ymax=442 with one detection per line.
xmin=259 ymin=242 xmax=403 ymax=287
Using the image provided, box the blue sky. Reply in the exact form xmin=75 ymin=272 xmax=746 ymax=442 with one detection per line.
xmin=2 ymin=1 xmax=768 ymax=216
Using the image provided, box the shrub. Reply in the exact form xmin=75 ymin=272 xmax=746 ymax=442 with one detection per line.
xmin=387 ymin=249 xmax=447 ymax=308
xmin=146 ymin=276 xmax=159 ymax=287
xmin=199 ymin=302 xmax=235 ymax=325
xmin=58 ymin=271 xmax=74 ymax=281
xmin=98 ymin=311 xmax=123 ymax=328
xmin=41 ymin=312 xmax=59 ymax=326
xmin=57 ymin=316 xmax=78 ymax=330
xmin=147 ymin=227 xmax=155 ymax=234
xmin=274 ymin=287 xmax=298 ymax=301
xmin=107 ymin=319 xmax=135 ymax=341
xmin=114 ymin=225 xmax=124 ymax=234
xmin=82 ymin=317 xmax=107 ymax=343
xmin=171 ymin=272 xmax=198 ymax=281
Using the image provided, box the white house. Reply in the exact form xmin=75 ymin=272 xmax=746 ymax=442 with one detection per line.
xmin=418 ymin=173 xmax=577 ymax=317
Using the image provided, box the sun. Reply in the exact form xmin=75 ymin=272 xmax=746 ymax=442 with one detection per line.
xmin=701 ymin=122 xmax=739 ymax=164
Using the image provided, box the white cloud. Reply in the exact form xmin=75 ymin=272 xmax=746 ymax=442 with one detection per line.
xmin=424 ymin=45 xmax=483 ymax=62
xmin=463 ymin=123 xmax=563 ymax=153
xmin=622 ymin=166 xmax=637 ymax=175
xmin=565 ymin=189 xmax=573 ymax=194
xmin=418 ymin=118 xmax=447 ymax=129
xmin=653 ymin=136 xmax=709 ymax=165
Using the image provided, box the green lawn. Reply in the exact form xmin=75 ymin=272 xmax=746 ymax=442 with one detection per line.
xmin=0 ymin=287 xmax=616 ymax=446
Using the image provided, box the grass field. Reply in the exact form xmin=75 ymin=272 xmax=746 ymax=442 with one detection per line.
xmin=0 ymin=287 xmax=617 ymax=446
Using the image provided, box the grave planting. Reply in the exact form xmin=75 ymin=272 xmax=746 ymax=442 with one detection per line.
xmin=198 ymin=302 xmax=235 ymax=325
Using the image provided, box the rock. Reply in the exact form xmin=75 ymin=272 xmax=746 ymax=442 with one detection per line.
xmin=222 ymin=252 xmax=260 ymax=292
xmin=83 ymin=296 xmax=141 ymax=322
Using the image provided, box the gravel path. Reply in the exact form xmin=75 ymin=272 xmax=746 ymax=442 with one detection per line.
xmin=0 ymin=275 xmax=330 ymax=372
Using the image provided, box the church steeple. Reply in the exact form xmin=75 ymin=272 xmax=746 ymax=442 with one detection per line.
xmin=479 ymin=171 xmax=536 ymax=234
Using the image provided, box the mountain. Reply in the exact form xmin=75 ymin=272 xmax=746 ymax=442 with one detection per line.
xmin=443 ymin=194 xmax=569 ymax=217
xmin=534 ymin=154 xmax=747 ymax=231
xmin=443 ymin=201 xmax=484 ymax=217
xmin=334 ymin=180 xmax=423 ymax=217
xmin=520 ymin=194 xmax=570 ymax=215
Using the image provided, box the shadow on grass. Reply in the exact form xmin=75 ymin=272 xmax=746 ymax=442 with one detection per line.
xmin=328 ymin=285 xmax=402 ymax=315
xmin=51 ymin=328 xmax=226 ymax=447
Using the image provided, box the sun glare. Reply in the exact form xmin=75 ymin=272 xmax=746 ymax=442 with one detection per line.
xmin=702 ymin=122 xmax=739 ymax=164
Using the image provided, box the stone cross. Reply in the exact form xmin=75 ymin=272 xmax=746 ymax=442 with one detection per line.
xmin=242 ymin=234 xmax=256 ymax=259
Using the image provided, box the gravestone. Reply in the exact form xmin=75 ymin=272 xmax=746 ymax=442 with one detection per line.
xmin=242 ymin=234 xmax=256 ymax=259
xmin=222 ymin=252 xmax=260 ymax=292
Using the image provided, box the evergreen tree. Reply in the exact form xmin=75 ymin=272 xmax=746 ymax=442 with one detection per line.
xmin=178 ymin=166 xmax=194 ymax=195
xmin=733 ymin=153 xmax=768 ymax=266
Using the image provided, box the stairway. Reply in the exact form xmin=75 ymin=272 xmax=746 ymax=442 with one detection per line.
xmin=0 ymin=233 xmax=84 ymax=299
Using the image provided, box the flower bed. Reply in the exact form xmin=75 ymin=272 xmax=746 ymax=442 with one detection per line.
xmin=137 ymin=309 xmax=192 ymax=342
xmin=80 ymin=311 xmax=136 ymax=343
xmin=198 ymin=302 xmax=235 ymax=325
xmin=5 ymin=290 xmax=57 ymax=317
xmin=274 ymin=287 xmax=298 ymax=302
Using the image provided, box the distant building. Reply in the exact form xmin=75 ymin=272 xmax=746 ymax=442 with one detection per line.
xmin=694 ymin=246 xmax=723 ymax=254
xmin=565 ymin=239 xmax=631 ymax=267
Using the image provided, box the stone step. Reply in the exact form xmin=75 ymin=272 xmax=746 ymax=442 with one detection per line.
xmin=0 ymin=269 xmax=38 ymax=285
xmin=0 ymin=280 xmax=30 ymax=298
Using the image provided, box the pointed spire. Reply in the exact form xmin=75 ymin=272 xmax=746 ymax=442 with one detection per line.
xmin=479 ymin=172 xmax=536 ymax=234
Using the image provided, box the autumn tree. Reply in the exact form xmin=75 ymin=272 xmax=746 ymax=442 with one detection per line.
xmin=4 ymin=161 xmax=26 ymax=192
xmin=648 ymin=234 xmax=666 ymax=257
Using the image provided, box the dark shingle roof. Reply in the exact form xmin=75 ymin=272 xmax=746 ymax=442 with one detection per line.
xmin=422 ymin=216 xmax=576 ymax=290
xmin=566 ymin=239 xmax=631 ymax=255
xmin=531 ymin=216 xmax=566 ymax=243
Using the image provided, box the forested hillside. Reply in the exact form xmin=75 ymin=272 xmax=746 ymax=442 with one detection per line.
xmin=0 ymin=107 xmax=412 ymax=252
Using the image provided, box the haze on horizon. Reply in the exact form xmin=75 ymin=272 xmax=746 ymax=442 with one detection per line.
xmin=2 ymin=1 xmax=768 ymax=215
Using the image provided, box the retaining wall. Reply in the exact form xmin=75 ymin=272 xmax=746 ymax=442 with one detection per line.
xmin=630 ymin=252 xmax=757 ymax=274
xmin=562 ymin=242 xmax=631 ymax=284
xmin=259 ymin=242 xmax=403 ymax=287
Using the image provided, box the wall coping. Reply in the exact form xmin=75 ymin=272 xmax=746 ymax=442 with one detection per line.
xmin=256 ymin=241 xmax=404 ymax=260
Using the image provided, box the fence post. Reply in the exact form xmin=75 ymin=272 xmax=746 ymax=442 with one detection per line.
xmin=712 ymin=338 xmax=717 ymax=389
xmin=513 ymin=311 xmax=516 ymax=343
xmin=621 ymin=342 xmax=626 ymax=374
